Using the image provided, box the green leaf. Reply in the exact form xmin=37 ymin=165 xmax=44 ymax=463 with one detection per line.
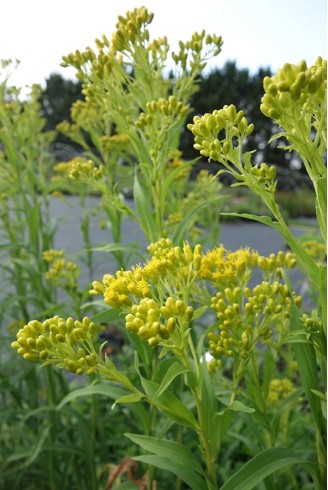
xmin=220 ymin=447 xmax=321 ymax=490
xmin=140 ymin=378 xmax=199 ymax=430
xmin=57 ymin=382 xmax=127 ymax=409
xmin=112 ymin=392 xmax=143 ymax=408
xmin=153 ymin=361 xmax=189 ymax=398
xmin=132 ymin=455 xmax=206 ymax=490
xmin=115 ymin=483 xmax=139 ymax=490
xmin=88 ymin=242 xmax=143 ymax=259
xmin=133 ymin=170 xmax=157 ymax=242
xmin=220 ymin=212 xmax=280 ymax=229
xmin=57 ymin=382 xmax=150 ymax=433
xmin=319 ymin=264 xmax=327 ymax=336
xmin=315 ymin=173 xmax=327 ymax=242
xmin=210 ymin=410 xmax=234 ymax=459
xmin=125 ymin=433 xmax=204 ymax=476
xmin=226 ymin=400 xmax=255 ymax=413
xmin=91 ymin=307 xmax=122 ymax=324
xmin=193 ymin=305 xmax=208 ymax=320
xmin=10 ymin=425 xmax=51 ymax=469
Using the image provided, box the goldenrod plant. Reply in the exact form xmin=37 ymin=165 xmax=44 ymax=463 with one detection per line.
xmin=0 ymin=60 xmax=57 ymax=323
xmin=6 ymin=6 xmax=327 ymax=489
xmin=58 ymin=6 xmax=224 ymax=253
xmin=188 ymin=57 xmax=327 ymax=487
xmin=12 ymin=238 xmax=322 ymax=488
xmin=0 ymin=61 xmax=103 ymax=490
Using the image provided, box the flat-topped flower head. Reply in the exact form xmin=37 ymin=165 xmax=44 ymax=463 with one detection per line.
xmin=198 ymin=246 xmax=258 ymax=288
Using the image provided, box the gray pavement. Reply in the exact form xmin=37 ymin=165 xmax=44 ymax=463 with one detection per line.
xmin=49 ymin=196 xmax=317 ymax=304
xmin=51 ymin=195 xmax=316 ymax=256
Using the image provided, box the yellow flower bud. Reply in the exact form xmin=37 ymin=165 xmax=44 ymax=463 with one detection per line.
xmin=176 ymin=300 xmax=186 ymax=315
xmin=166 ymin=317 xmax=176 ymax=332
xmin=23 ymin=353 xmax=37 ymax=362
xmin=148 ymin=337 xmax=159 ymax=347
xmin=40 ymin=350 xmax=48 ymax=360
xmin=150 ymin=322 xmax=160 ymax=335
xmin=185 ymin=306 xmax=194 ymax=321
xmin=11 ymin=341 xmax=21 ymax=350
xmin=27 ymin=338 xmax=36 ymax=349
xmin=133 ymin=318 xmax=144 ymax=329
xmin=139 ymin=326 xmax=151 ymax=340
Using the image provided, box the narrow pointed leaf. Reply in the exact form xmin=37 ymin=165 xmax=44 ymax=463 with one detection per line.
xmin=220 ymin=447 xmax=321 ymax=490
xmin=133 ymin=171 xmax=157 ymax=242
xmin=125 ymin=433 xmax=204 ymax=475
xmin=132 ymin=455 xmax=206 ymax=490
xmin=141 ymin=378 xmax=199 ymax=430
xmin=153 ymin=361 xmax=189 ymax=398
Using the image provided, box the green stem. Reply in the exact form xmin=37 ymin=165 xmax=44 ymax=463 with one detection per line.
xmin=248 ymin=356 xmax=275 ymax=447
xmin=192 ymin=387 xmax=218 ymax=488
xmin=43 ymin=366 xmax=58 ymax=490
xmin=182 ymin=339 xmax=217 ymax=488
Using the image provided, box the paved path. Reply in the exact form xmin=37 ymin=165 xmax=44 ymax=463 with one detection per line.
xmin=50 ymin=196 xmax=316 ymax=304
xmin=51 ymin=196 xmax=316 ymax=255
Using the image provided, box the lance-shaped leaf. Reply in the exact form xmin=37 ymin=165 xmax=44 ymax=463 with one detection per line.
xmin=220 ymin=447 xmax=321 ymax=490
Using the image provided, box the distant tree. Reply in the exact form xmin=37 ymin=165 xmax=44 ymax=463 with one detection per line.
xmin=39 ymin=73 xmax=83 ymax=145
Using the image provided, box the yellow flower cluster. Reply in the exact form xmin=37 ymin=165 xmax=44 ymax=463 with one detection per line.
xmin=43 ymin=249 xmax=80 ymax=290
xmin=111 ymin=7 xmax=154 ymax=52
xmin=249 ymin=163 xmax=277 ymax=192
xmin=187 ymin=105 xmax=254 ymax=162
xmin=165 ymin=151 xmax=190 ymax=179
xmin=198 ymin=246 xmax=259 ymax=287
xmin=135 ymin=96 xmax=189 ymax=129
xmin=99 ymin=133 xmax=132 ymax=154
xmin=301 ymin=311 xmax=325 ymax=356
xmin=148 ymin=37 xmax=169 ymax=63
xmin=301 ymin=239 xmax=326 ymax=265
xmin=11 ymin=316 xmax=99 ymax=375
xmin=69 ymin=158 xmax=104 ymax=182
xmin=43 ymin=249 xmax=64 ymax=262
xmin=172 ymin=31 xmax=223 ymax=70
xmin=244 ymin=281 xmax=289 ymax=316
xmin=209 ymin=280 xmax=302 ymax=361
xmin=53 ymin=161 xmax=75 ymax=176
xmin=209 ymin=287 xmax=242 ymax=358
xmin=90 ymin=239 xmax=202 ymax=308
xmin=267 ymin=378 xmax=295 ymax=404
xmin=90 ymin=266 xmax=151 ymax=308
xmin=261 ymin=57 xmax=327 ymax=121
xmin=71 ymin=99 xmax=98 ymax=126
xmin=89 ymin=239 xmax=301 ymax=358
xmin=164 ymin=212 xmax=183 ymax=227
xmin=144 ymin=241 xmax=202 ymax=287
xmin=257 ymin=250 xmax=297 ymax=278
xmin=125 ymin=296 xmax=193 ymax=346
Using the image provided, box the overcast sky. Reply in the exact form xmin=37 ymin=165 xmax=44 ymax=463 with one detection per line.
xmin=1 ymin=0 xmax=327 ymax=88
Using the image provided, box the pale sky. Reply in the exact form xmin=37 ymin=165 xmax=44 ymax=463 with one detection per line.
xmin=1 ymin=0 xmax=327 ymax=88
